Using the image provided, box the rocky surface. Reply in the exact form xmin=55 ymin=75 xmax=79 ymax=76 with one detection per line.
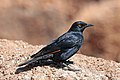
xmin=0 ymin=0 xmax=120 ymax=62
xmin=0 ymin=39 xmax=120 ymax=80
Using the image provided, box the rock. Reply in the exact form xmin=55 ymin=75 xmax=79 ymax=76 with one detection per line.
xmin=0 ymin=39 xmax=120 ymax=80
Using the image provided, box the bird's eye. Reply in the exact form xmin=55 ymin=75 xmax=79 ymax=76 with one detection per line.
xmin=78 ymin=24 xmax=81 ymax=27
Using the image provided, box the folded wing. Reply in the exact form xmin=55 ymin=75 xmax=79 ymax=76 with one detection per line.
xmin=31 ymin=32 xmax=83 ymax=58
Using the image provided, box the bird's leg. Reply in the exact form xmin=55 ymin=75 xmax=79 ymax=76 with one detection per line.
xmin=60 ymin=62 xmax=80 ymax=71
xmin=65 ymin=60 xmax=73 ymax=65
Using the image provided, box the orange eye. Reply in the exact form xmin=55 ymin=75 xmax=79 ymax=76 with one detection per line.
xmin=78 ymin=24 xmax=81 ymax=27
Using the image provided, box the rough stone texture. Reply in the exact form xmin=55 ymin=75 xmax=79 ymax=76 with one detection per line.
xmin=0 ymin=0 xmax=120 ymax=62
xmin=0 ymin=39 xmax=120 ymax=80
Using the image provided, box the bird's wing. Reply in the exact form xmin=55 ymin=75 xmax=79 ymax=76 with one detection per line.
xmin=60 ymin=47 xmax=79 ymax=61
xmin=31 ymin=42 xmax=60 ymax=58
xmin=31 ymin=32 xmax=83 ymax=58
xmin=56 ymin=32 xmax=83 ymax=49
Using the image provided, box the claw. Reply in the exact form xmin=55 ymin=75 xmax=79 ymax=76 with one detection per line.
xmin=61 ymin=62 xmax=80 ymax=71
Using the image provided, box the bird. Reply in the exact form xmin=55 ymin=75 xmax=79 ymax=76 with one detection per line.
xmin=18 ymin=21 xmax=93 ymax=71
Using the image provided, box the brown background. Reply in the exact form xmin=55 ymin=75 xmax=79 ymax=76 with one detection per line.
xmin=0 ymin=0 xmax=120 ymax=62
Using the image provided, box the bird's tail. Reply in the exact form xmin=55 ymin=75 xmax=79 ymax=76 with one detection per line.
xmin=18 ymin=58 xmax=35 ymax=66
xmin=18 ymin=54 xmax=53 ymax=66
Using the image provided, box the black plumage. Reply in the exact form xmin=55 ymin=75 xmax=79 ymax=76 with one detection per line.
xmin=19 ymin=21 xmax=93 ymax=71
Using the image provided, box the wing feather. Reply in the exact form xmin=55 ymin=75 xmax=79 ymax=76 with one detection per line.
xmin=31 ymin=32 xmax=83 ymax=58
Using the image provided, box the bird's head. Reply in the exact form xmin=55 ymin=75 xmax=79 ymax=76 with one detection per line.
xmin=69 ymin=21 xmax=93 ymax=32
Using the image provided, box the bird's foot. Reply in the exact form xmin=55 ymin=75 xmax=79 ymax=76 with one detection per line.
xmin=60 ymin=62 xmax=80 ymax=71
xmin=65 ymin=60 xmax=74 ymax=65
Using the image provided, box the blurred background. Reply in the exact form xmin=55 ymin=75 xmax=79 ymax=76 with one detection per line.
xmin=0 ymin=0 xmax=120 ymax=62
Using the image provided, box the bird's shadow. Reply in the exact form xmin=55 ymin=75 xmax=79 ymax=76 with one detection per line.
xmin=15 ymin=60 xmax=73 ymax=74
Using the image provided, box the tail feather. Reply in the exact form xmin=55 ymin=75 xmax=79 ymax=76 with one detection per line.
xmin=18 ymin=58 xmax=35 ymax=66
xmin=18 ymin=54 xmax=53 ymax=66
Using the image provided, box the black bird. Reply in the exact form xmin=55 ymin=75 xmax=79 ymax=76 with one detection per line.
xmin=18 ymin=21 xmax=93 ymax=71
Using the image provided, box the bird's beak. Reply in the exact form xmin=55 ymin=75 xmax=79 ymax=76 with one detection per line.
xmin=85 ymin=24 xmax=93 ymax=27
